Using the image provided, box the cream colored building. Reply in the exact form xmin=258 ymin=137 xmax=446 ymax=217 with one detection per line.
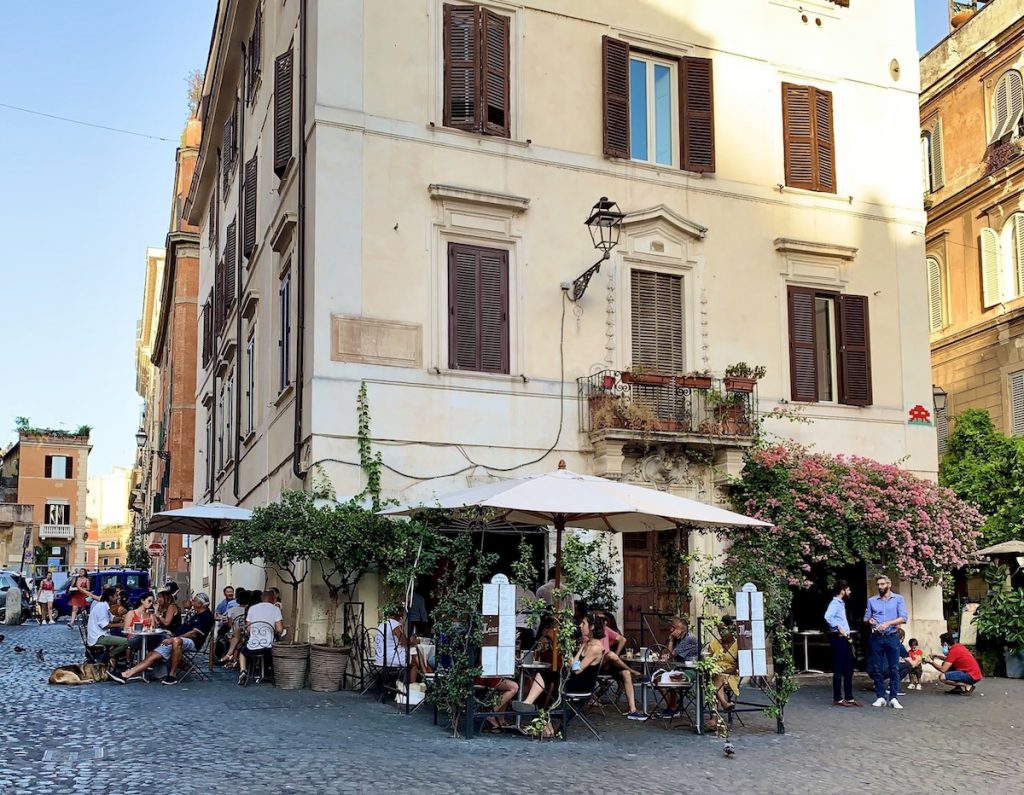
xmin=185 ymin=0 xmax=940 ymax=646
xmin=86 ymin=467 xmax=133 ymax=568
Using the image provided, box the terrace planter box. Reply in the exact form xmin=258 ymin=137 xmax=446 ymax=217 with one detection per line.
xmin=621 ymin=371 xmax=674 ymax=387
xmin=723 ymin=377 xmax=757 ymax=393
xmin=678 ymin=376 xmax=713 ymax=390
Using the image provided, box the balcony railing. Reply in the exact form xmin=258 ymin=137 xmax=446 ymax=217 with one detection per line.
xmin=39 ymin=524 xmax=75 ymax=540
xmin=577 ymin=370 xmax=757 ymax=440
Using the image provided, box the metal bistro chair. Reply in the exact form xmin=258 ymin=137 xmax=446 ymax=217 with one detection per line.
xmin=178 ymin=630 xmax=212 ymax=683
xmin=240 ymin=621 xmax=277 ymax=685
xmin=78 ymin=622 xmax=110 ymax=665
xmin=361 ymin=627 xmax=405 ymax=700
xmin=561 ymin=654 xmax=606 ymax=740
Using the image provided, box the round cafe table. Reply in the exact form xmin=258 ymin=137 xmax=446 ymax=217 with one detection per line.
xmin=133 ymin=629 xmax=169 ymax=681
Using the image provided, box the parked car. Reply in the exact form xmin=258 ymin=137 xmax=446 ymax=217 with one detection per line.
xmin=0 ymin=571 xmax=33 ymax=624
xmin=52 ymin=569 xmax=151 ymax=617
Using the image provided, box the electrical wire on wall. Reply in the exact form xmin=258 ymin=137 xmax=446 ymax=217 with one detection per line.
xmin=308 ymin=290 xmax=572 ymax=483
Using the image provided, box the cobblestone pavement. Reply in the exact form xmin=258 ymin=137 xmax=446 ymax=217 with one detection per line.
xmin=1 ymin=622 xmax=1021 ymax=794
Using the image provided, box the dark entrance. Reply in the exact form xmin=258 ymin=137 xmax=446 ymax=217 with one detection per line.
xmin=791 ymin=561 xmax=868 ymax=672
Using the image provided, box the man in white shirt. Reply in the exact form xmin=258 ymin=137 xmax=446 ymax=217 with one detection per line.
xmin=87 ymin=588 xmax=128 ymax=664
xmin=237 ymin=589 xmax=283 ymax=686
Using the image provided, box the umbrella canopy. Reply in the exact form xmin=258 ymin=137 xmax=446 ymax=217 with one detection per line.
xmin=384 ymin=463 xmax=769 ymax=532
xmin=975 ymin=540 xmax=1024 ymax=557
xmin=147 ymin=502 xmax=253 ymax=670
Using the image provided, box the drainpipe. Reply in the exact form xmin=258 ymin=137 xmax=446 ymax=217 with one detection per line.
xmin=292 ymin=0 xmax=308 ymax=481
xmin=210 ymin=152 xmax=220 ymax=500
xmin=234 ymin=42 xmax=246 ymax=500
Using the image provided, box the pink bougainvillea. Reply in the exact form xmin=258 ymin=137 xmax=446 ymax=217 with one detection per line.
xmin=725 ymin=443 xmax=984 ymax=588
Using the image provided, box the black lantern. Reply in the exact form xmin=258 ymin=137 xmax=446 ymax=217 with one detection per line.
xmin=135 ymin=427 xmax=148 ymax=449
xmin=932 ymin=384 xmax=948 ymax=413
xmin=584 ymin=197 xmax=624 ymax=255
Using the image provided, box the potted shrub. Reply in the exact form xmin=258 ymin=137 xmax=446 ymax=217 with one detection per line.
xmin=620 ymin=365 xmax=674 ymax=387
xmin=588 ymin=394 xmax=624 ymax=430
xmin=215 ymin=491 xmax=316 ymax=690
xmin=705 ymin=390 xmax=750 ymax=436
xmin=723 ymin=363 xmax=766 ymax=393
xmin=678 ymin=370 xmax=713 ymax=390
xmin=972 ymin=585 xmax=1024 ymax=678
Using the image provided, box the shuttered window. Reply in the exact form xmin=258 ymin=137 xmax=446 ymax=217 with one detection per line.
xmin=442 ymin=4 xmax=510 ymax=138
xmin=243 ymin=155 xmax=258 ymax=259
xmin=980 ymin=227 xmax=1001 ymax=308
xmin=202 ymin=295 xmax=214 ymax=368
xmin=935 ymin=402 xmax=949 ymax=457
xmin=214 ymin=260 xmax=225 ymax=332
xmin=274 ymin=50 xmax=294 ymax=177
xmin=788 ymin=287 xmax=871 ymax=405
xmin=44 ymin=455 xmax=71 ymax=480
xmin=1011 ymin=371 xmax=1024 ymax=436
xmin=990 ymin=69 xmax=1024 ymax=143
xmin=221 ymin=102 xmax=237 ymax=198
xmin=602 ymin=35 xmax=715 ymax=173
xmin=247 ymin=6 xmax=262 ymax=103
xmin=279 ymin=269 xmax=292 ymax=391
xmin=447 ymin=243 xmax=509 ymax=374
xmin=224 ymin=218 xmax=237 ymax=322
xmin=782 ymin=83 xmax=835 ymax=193
xmin=207 ymin=193 xmax=217 ymax=251
xmin=1011 ymin=213 xmax=1024 ymax=298
xmin=927 ymin=257 xmax=943 ymax=332
xmin=921 ymin=121 xmax=945 ymax=193
xmin=630 ymin=270 xmax=684 ymax=373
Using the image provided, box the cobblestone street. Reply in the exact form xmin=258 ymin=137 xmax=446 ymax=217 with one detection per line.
xmin=0 ymin=622 xmax=1021 ymax=795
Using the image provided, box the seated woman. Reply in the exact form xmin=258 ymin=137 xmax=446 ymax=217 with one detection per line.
xmin=219 ymin=589 xmax=254 ymax=668
xmin=580 ymin=614 xmax=646 ymax=720
xmin=476 ymin=676 xmax=519 ymax=732
xmin=706 ymin=616 xmax=740 ymax=731
xmin=153 ymin=590 xmax=181 ymax=635
xmin=123 ymin=593 xmax=157 ymax=662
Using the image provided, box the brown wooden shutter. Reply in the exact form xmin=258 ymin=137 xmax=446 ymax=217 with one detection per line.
xmin=66 ymin=454 xmax=73 ymax=480
xmin=443 ymin=4 xmax=479 ymax=131
xmin=602 ymin=36 xmax=630 ymax=159
xmin=225 ymin=219 xmax=237 ymax=314
xmin=630 ymin=270 xmax=684 ymax=373
xmin=448 ymin=243 xmax=509 ymax=373
xmin=274 ymin=50 xmax=294 ymax=177
xmin=248 ymin=7 xmax=262 ymax=102
xmin=782 ymin=83 xmax=816 ymax=191
xmin=215 ymin=259 xmax=225 ymax=332
xmin=838 ymin=294 xmax=872 ymax=406
xmin=788 ymin=286 xmax=819 ymax=402
xmin=681 ymin=57 xmax=715 ymax=173
xmin=202 ymin=296 xmax=213 ymax=366
xmin=480 ymin=8 xmax=510 ymax=137
xmin=207 ymin=195 xmax=217 ymax=250
xmin=243 ymin=155 xmax=257 ymax=259
xmin=813 ymin=88 xmax=836 ymax=193
xmin=44 ymin=455 xmax=52 ymax=478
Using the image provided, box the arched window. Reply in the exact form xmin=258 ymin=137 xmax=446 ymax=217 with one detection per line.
xmin=921 ymin=133 xmax=932 ymax=194
xmin=921 ymin=120 xmax=944 ymax=193
xmin=991 ymin=69 xmax=1024 ymax=143
xmin=926 ymin=256 xmax=943 ymax=332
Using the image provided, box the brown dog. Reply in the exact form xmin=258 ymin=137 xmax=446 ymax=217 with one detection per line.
xmin=48 ymin=663 xmax=110 ymax=686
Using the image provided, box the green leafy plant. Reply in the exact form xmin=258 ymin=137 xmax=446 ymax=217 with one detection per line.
xmin=560 ymin=533 xmax=620 ymax=614
xmin=125 ymin=527 xmax=151 ymax=572
xmin=724 ymin=363 xmax=766 ymax=380
xmin=973 ymin=586 xmax=1024 ymax=654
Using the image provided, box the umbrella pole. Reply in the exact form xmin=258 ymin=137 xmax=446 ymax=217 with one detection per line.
xmin=552 ymin=516 xmax=564 ymax=672
xmin=209 ymin=533 xmax=218 ymax=671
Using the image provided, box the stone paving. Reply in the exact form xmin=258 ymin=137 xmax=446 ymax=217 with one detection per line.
xmin=1 ymin=621 xmax=1022 ymax=794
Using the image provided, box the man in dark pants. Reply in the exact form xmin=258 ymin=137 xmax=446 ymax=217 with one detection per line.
xmin=863 ymin=575 xmax=908 ymax=709
xmin=823 ymin=580 xmax=860 ymax=706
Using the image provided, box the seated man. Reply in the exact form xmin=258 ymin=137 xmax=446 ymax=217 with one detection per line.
xmin=111 ymin=593 xmax=215 ymax=685
xmin=476 ymin=676 xmax=519 ymax=731
xmin=925 ymin=632 xmax=983 ymax=694
xmin=376 ymin=609 xmax=432 ymax=685
xmin=87 ymin=587 xmax=129 ymax=665
xmin=238 ymin=589 xmax=284 ymax=686
xmin=658 ymin=617 xmax=698 ymax=718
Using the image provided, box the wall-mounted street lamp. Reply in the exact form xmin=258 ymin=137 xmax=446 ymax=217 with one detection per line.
xmin=932 ymin=384 xmax=948 ymax=413
xmin=135 ymin=427 xmax=170 ymax=462
xmin=565 ymin=197 xmax=625 ymax=303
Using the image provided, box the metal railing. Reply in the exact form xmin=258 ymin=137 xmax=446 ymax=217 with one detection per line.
xmin=39 ymin=524 xmax=75 ymax=540
xmin=577 ymin=370 xmax=757 ymax=439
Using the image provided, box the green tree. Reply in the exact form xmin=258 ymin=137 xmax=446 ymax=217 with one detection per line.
xmin=559 ymin=533 xmax=621 ymax=614
xmin=126 ymin=528 xmax=151 ymax=572
xmin=940 ymin=409 xmax=1023 ymax=548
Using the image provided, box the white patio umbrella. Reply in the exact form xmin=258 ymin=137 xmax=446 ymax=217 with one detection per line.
xmin=384 ymin=461 xmax=770 ymax=666
xmin=148 ymin=502 xmax=253 ymax=669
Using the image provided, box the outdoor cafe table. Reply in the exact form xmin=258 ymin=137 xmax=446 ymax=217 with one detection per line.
xmin=132 ymin=629 xmax=169 ymax=681
xmin=623 ymin=652 xmax=660 ymax=713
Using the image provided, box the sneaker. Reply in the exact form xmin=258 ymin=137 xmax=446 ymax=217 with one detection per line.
xmin=161 ymin=674 xmax=178 ymax=686
xmin=916 ymin=684 xmax=923 ymax=690
xmin=237 ymin=672 xmax=249 ymax=687
xmin=871 ymin=697 xmax=887 ymax=707
xmin=107 ymin=670 xmax=126 ymax=684
xmin=511 ymin=701 xmax=538 ymax=714
xmin=626 ymin=711 xmax=648 ymax=721
xmin=896 ymin=690 xmax=907 ymax=697
xmin=889 ymin=698 xmax=903 ymax=709
xmin=659 ymin=708 xmax=678 ymax=719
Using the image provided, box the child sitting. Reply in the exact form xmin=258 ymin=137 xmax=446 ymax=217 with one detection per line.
xmin=906 ymin=638 xmax=924 ymax=690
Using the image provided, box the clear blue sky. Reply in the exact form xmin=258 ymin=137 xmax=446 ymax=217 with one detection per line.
xmin=0 ymin=1 xmax=948 ymax=479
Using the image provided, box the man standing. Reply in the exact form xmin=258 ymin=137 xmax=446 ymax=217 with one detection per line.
xmin=863 ymin=575 xmax=908 ymax=709
xmin=824 ymin=580 xmax=860 ymax=707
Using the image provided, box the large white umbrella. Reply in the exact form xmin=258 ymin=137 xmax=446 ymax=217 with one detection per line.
xmin=148 ymin=502 xmax=253 ymax=669
xmin=385 ymin=461 xmax=769 ymax=665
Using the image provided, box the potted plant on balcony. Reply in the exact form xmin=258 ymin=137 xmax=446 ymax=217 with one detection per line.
xmin=723 ymin=363 xmax=766 ymax=394
xmin=703 ymin=390 xmax=751 ymax=436
xmin=620 ymin=365 xmax=675 ymax=387
xmin=678 ymin=369 xmax=713 ymax=390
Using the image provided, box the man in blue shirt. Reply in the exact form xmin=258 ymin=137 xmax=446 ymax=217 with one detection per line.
xmin=823 ymin=580 xmax=860 ymax=706
xmin=863 ymin=574 xmax=908 ymax=709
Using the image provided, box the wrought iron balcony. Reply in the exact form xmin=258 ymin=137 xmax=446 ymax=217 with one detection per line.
xmin=577 ymin=370 xmax=757 ymax=442
xmin=39 ymin=524 xmax=75 ymax=540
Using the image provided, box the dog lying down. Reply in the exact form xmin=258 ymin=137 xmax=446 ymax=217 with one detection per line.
xmin=48 ymin=663 xmax=110 ymax=685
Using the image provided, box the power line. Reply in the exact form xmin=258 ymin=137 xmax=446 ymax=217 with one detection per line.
xmin=0 ymin=101 xmax=176 ymax=143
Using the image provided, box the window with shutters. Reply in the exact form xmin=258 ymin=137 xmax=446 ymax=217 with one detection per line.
xmin=205 ymin=417 xmax=214 ymax=486
xmin=202 ymin=295 xmax=214 ymax=368
xmin=602 ymin=36 xmax=715 ymax=173
xmin=788 ymin=287 xmax=871 ymax=406
xmin=247 ymin=6 xmax=262 ymax=104
xmin=979 ymin=227 xmax=1001 ymax=308
xmin=44 ymin=455 xmax=71 ymax=480
xmin=447 ymin=242 xmax=509 ymax=374
xmin=1008 ymin=213 xmax=1024 ymax=299
xmin=217 ymin=383 xmax=225 ymax=470
xmin=921 ymin=120 xmax=944 ymax=194
xmin=1010 ymin=371 xmax=1024 ymax=436
xmin=989 ymin=69 xmax=1024 ymax=144
xmin=243 ymin=155 xmax=257 ymax=260
xmin=278 ymin=269 xmax=292 ymax=392
xmin=245 ymin=335 xmax=256 ymax=435
xmin=44 ymin=502 xmax=70 ymax=526
xmin=935 ymin=402 xmax=949 ymax=457
xmin=223 ymin=218 xmax=237 ymax=326
xmin=223 ymin=373 xmax=234 ymax=467
xmin=781 ymin=83 xmax=836 ymax=193
xmin=630 ymin=270 xmax=684 ymax=373
xmin=222 ymin=100 xmax=238 ymax=199
xmin=926 ymin=256 xmax=944 ymax=333
xmin=274 ymin=50 xmax=294 ymax=178
xmin=442 ymin=4 xmax=511 ymax=138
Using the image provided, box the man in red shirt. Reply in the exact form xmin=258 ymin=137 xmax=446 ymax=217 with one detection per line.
xmin=926 ymin=632 xmax=983 ymax=694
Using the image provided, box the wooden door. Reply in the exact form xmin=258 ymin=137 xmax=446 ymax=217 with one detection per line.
xmin=622 ymin=532 xmax=656 ymax=641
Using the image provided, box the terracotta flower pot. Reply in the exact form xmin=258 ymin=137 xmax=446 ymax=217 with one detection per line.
xmin=678 ymin=376 xmax=713 ymax=390
xmin=723 ymin=376 xmax=757 ymax=393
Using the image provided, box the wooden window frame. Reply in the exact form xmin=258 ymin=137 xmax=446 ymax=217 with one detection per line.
xmin=442 ymin=3 xmax=511 ymax=139
xmin=629 ymin=268 xmax=685 ymax=374
xmin=278 ymin=268 xmax=292 ymax=393
xmin=782 ymin=82 xmax=836 ymax=194
xmin=447 ymin=242 xmax=510 ymax=374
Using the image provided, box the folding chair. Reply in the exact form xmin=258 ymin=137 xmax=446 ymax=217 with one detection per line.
xmin=78 ymin=622 xmax=110 ymax=665
xmin=561 ymin=655 xmax=605 ymax=740
xmin=178 ymin=631 xmax=211 ymax=682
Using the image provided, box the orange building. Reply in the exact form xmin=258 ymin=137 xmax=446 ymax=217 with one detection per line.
xmin=0 ymin=428 xmax=91 ymax=574
xmin=921 ymin=1 xmax=1024 ymax=449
